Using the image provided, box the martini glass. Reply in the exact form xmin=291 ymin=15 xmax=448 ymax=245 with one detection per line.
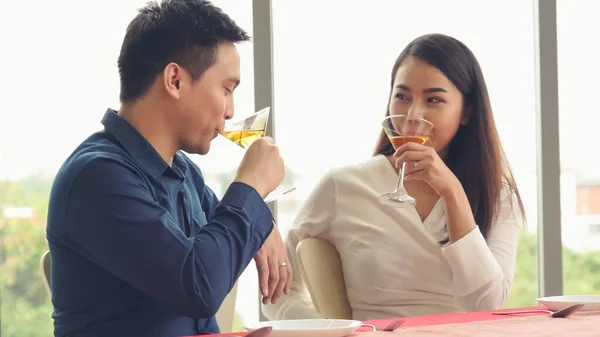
xmin=220 ymin=107 xmax=295 ymax=203
xmin=379 ymin=115 xmax=434 ymax=207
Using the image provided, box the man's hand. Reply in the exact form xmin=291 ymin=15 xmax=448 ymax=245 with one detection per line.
xmin=255 ymin=224 xmax=292 ymax=304
xmin=234 ymin=137 xmax=284 ymax=197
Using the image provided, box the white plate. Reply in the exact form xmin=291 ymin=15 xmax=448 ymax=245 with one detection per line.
xmin=244 ymin=319 xmax=362 ymax=337
xmin=538 ymin=295 xmax=600 ymax=311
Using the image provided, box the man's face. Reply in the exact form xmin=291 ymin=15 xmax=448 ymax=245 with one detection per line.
xmin=172 ymin=42 xmax=240 ymax=155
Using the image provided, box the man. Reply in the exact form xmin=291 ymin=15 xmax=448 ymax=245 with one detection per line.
xmin=46 ymin=1 xmax=291 ymax=336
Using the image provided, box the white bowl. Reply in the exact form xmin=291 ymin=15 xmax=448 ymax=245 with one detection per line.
xmin=244 ymin=319 xmax=362 ymax=337
xmin=538 ymin=295 xmax=600 ymax=311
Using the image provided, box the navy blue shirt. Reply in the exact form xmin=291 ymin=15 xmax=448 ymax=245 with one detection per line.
xmin=47 ymin=109 xmax=274 ymax=337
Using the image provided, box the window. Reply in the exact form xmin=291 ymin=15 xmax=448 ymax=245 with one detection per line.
xmin=557 ymin=0 xmax=600 ymax=294
xmin=1 ymin=0 xmax=578 ymax=334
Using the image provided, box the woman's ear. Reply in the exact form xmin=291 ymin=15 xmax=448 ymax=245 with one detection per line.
xmin=461 ymin=105 xmax=472 ymax=126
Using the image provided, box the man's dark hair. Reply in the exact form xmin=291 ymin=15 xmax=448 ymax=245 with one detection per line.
xmin=117 ymin=0 xmax=250 ymax=103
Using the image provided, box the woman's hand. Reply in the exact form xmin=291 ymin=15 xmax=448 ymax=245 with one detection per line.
xmin=393 ymin=142 xmax=461 ymax=198
xmin=395 ymin=142 xmax=477 ymax=243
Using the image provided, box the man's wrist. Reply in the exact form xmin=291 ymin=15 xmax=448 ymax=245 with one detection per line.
xmin=233 ymin=178 xmax=267 ymax=198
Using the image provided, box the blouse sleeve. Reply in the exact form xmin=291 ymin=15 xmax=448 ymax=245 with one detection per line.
xmin=440 ymin=186 xmax=524 ymax=311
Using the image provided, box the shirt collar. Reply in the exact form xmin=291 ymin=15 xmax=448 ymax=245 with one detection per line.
xmin=101 ymin=108 xmax=177 ymax=179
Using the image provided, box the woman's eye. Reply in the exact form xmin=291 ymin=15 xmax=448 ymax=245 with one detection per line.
xmin=395 ymin=93 xmax=408 ymax=100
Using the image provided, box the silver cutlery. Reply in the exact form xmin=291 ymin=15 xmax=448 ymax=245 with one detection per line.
xmin=492 ymin=303 xmax=584 ymax=318
xmin=362 ymin=319 xmax=405 ymax=332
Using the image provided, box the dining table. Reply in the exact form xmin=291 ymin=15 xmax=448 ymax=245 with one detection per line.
xmin=189 ymin=306 xmax=600 ymax=337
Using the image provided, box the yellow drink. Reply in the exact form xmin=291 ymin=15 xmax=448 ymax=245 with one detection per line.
xmin=389 ymin=135 xmax=430 ymax=149
xmin=220 ymin=129 xmax=265 ymax=148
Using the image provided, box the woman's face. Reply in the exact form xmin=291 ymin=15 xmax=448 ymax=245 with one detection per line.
xmin=388 ymin=56 xmax=466 ymax=158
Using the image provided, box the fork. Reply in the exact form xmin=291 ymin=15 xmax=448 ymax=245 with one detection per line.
xmin=492 ymin=303 xmax=584 ymax=318
xmin=362 ymin=319 xmax=405 ymax=332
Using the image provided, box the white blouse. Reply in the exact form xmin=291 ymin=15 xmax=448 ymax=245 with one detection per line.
xmin=262 ymin=155 xmax=523 ymax=321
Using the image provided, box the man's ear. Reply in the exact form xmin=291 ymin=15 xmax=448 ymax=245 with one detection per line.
xmin=163 ymin=62 xmax=182 ymax=99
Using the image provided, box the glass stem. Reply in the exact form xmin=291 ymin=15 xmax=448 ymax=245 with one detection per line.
xmin=392 ymin=161 xmax=407 ymax=195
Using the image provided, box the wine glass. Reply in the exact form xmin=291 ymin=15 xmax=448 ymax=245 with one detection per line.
xmin=379 ymin=114 xmax=434 ymax=207
xmin=220 ymin=107 xmax=295 ymax=203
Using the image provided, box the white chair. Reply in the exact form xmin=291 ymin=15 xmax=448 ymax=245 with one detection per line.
xmin=40 ymin=250 xmax=52 ymax=296
xmin=296 ymin=238 xmax=352 ymax=319
xmin=215 ymin=281 xmax=239 ymax=332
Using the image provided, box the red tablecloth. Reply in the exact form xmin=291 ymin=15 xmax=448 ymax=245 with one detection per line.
xmin=192 ymin=306 xmax=547 ymax=337
xmin=359 ymin=306 xmax=546 ymax=330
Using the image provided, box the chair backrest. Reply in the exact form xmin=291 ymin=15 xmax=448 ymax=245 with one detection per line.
xmin=39 ymin=250 xmax=239 ymax=332
xmin=215 ymin=281 xmax=238 ymax=333
xmin=296 ymin=238 xmax=352 ymax=319
xmin=40 ymin=250 xmax=52 ymax=297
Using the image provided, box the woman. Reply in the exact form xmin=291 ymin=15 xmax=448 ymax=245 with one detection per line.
xmin=262 ymin=33 xmax=525 ymax=321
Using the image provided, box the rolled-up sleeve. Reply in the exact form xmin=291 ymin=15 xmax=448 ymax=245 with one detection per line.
xmin=65 ymin=157 xmax=273 ymax=318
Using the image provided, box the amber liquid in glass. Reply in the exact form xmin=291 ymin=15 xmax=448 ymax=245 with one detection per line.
xmin=220 ymin=129 xmax=265 ymax=148
xmin=389 ymin=135 xmax=430 ymax=149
